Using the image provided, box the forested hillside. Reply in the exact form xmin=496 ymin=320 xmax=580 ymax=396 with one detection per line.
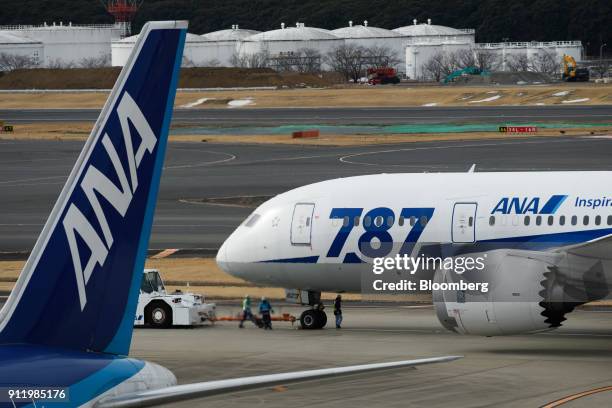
xmin=1 ymin=0 xmax=610 ymax=56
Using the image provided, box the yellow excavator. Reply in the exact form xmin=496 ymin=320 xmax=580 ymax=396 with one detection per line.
xmin=562 ymin=54 xmax=589 ymax=82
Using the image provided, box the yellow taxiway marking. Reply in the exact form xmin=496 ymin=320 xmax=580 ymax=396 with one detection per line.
xmin=541 ymin=385 xmax=612 ymax=407
xmin=151 ymin=248 xmax=179 ymax=259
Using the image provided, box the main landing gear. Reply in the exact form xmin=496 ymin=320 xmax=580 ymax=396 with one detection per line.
xmin=299 ymin=305 xmax=327 ymax=330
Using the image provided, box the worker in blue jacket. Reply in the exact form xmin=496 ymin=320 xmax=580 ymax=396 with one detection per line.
xmin=259 ymin=297 xmax=274 ymax=330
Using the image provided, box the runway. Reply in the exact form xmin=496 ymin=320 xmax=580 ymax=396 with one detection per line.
xmin=132 ymin=305 xmax=612 ymax=408
xmin=2 ymin=105 xmax=612 ymax=125
xmin=2 ymin=136 xmax=612 ymax=252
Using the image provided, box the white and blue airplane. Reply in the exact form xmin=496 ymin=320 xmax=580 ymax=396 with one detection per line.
xmin=0 ymin=21 xmax=460 ymax=408
xmin=217 ymin=171 xmax=612 ymax=335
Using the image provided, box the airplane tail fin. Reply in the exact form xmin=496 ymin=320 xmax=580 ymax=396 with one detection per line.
xmin=0 ymin=21 xmax=187 ymax=355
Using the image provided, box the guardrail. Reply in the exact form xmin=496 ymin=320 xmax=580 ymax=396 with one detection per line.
xmin=477 ymin=41 xmax=582 ymax=49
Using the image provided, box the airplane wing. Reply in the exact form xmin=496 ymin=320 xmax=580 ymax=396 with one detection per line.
xmin=95 ymin=355 xmax=462 ymax=408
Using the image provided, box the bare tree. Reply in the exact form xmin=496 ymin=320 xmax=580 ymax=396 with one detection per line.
xmin=531 ymin=50 xmax=558 ymax=75
xmin=247 ymin=50 xmax=270 ymax=69
xmin=325 ymin=44 xmax=368 ymax=82
xmin=506 ymin=54 xmax=530 ymax=72
xmin=421 ymin=52 xmax=447 ymax=81
xmin=451 ymin=49 xmax=498 ymax=71
xmin=79 ymin=55 xmax=110 ymax=68
xmin=364 ymin=45 xmax=401 ymax=69
xmin=454 ymin=48 xmax=476 ymax=68
xmin=229 ymin=52 xmax=247 ymax=68
xmin=230 ymin=50 xmax=270 ymax=69
xmin=47 ymin=58 xmax=75 ymax=69
xmin=474 ymin=50 xmax=499 ymax=71
xmin=296 ymin=48 xmax=322 ymax=73
xmin=0 ymin=53 xmax=38 ymax=71
xmin=441 ymin=52 xmax=462 ymax=76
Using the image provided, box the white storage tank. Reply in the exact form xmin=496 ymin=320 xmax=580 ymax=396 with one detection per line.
xmin=239 ymin=23 xmax=343 ymax=69
xmin=112 ymin=33 xmax=211 ymax=67
xmin=200 ymin=25 xmax=261 ymax=66
xmin=475 ymin=41 xmax=582 ymax=71
xmin=3 ymin=23 xmax=121 ymax=67
xmin=405 ymin=42 xmax=473 ymax=80
xmin=0 ymin=31 xmax=44 ymax=69
xmin=181 ymin=33 xmax=212 ymax=67
xmin=331 ymin=21 xmax=404 ymax=72
xmin=394 ymin=19 xmax=475 ymax=45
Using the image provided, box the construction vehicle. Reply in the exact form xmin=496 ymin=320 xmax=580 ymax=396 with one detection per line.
xmin=443 ymin=66 xmax=490 ymax=84
xmin=367 ymin=67 xmax=400 ymax=85
xmin=562 ymin=54 xmax=589 ymax=82
xmin=134 ymin=269 xmax=216 ymax=328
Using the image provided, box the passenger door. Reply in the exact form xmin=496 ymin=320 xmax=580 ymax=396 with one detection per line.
xmin=291 ymin=203 xmax=315 ymax=245
xmin=452 ymin=203 xmax=477 ymax=243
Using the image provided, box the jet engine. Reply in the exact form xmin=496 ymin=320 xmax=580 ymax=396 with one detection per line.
xmin=433 ymin=249 xmax=590 ymax=336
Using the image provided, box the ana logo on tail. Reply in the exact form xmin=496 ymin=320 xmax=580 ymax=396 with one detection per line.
xmin=62 ymin=92 xmax=157 ymax=310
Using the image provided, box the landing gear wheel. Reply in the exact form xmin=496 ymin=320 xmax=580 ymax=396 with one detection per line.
xmin=300 ymin=310 xmax=317 ymax=329
xmin=300 ymin=310 xmax=327 ymax=329
xmin=316 ymin=310 xmax=327 ymax=328
xmin=147 ymin=303 xmax=172 ymax=328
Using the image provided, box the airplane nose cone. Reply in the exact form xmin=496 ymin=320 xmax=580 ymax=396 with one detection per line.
xmin=216 ymin=237 xmax=232 ymax=274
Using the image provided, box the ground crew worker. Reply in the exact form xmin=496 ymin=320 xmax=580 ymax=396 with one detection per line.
xmin=239 ymin=295 xmax=255 ymax=328
xmin=259 ymin=297 xmax=274 ymax=330
xmin=334 ymin=294 xmax=343 ymax=329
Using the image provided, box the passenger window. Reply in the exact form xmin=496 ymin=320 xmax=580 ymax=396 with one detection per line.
xmin=343 ymin=216 xmax=350 ymax=227
xmin=354 ymin=216 xmax=360 ymax=226
xmin=595 ymin=215 xmax=601 ymax=226
xmin=571 ymin=215 xmax=577 ymax=226
xmin=374 ymin=216 xmax=384 ymax=227
xmin=364 ymin=216 xmax=371 ymax=227
xmin=387 ymin=215 xmax=394 ymax=227
xmin=420 ymin=216 xmax=428 ymax=227
xmin=468 ymin=217 xmax=473 ymax=227
xmin=398 ymin=216 xmax=404 ymax=226
xmin=489 ymin=216 xmax=495 ymax=226
xmin=608 ymin=215 xmax=612 ymax=225
xmin=524 ymin=216 xmax=530 ymax=226
xmin=410 ymin=216 xmax=416 ymax=226
xmin=536 ymin=215 xmax=542 ymax=226
xmin=548 ymin=215 xmax=553 ymax=226
xmin=559 ymin=216 xmax=565 ymax=226
xmin=583 ymin=215 xmax=589 ymax=225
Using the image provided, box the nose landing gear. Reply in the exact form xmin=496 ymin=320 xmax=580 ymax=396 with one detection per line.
xmin=299 ymin=306 xmax=327 ymax=330
xmin=285 ymin=289 xmax=328 ymax=330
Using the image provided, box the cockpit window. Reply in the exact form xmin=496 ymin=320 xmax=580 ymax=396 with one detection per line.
xmin=141 ymin=271 xmax=165 ymax=294
xmin=244 ymin=213 xmax=261 ymax=227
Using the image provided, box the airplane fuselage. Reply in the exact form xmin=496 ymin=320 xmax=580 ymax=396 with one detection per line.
xmin=218 ymin=171 xmax=612 ymax=291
